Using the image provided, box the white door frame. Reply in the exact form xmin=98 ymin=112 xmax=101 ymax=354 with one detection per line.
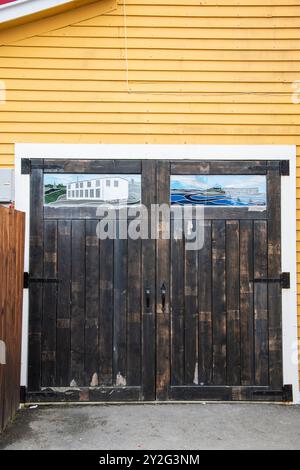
xmin=14 ymin=143 xmax=299 ymax=403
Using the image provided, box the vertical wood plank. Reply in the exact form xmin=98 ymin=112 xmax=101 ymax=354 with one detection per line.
xmin=170 ymin=219 xmax=184 ymax=385
xmin=99 ymin=236 xmax=114 ymax=385
xmin=254 ymin=220 xmax=269 ymax=386
xmin=198 ymin=219 xmax=213 ymax=385
xmin=127 ymin=236 xmax=142 ymax=386
xmin=267 ymin=164 xmax=283 ymax=389
xmin=141 ymin=159 xmax=156 ymax=400
xmin=184 ymin=227 xmax=198 ymax=385
xmin=156 ymin=160 xmax=170 ymax=400
xmin=4 ymin=209 xmax=15 ymax=426
xmin=70 ymin=219 xmax=85 ymax=387
xmin=56 ymin=220 xmax=71 ymax=387
xmin=28 ymin=162 xmax=44 ymax=391
xmin=0 ymin=209 xmax=5 ymax=431
xmin=41 ymin=220 xmax=57 ymax=387
xmin=212 ymin=220 xmax=227 ymax=385
xmin=85 ymin=219 xmax=100 ymax=386
xmin=113 ymin=231 xmax=128 ymax=385
xmin=240 ymin=220 xmax=255 ymax=385
xmin=13 ymin=211 xmax=25 ymax=417
xmin=226 ymin=220 xmax=241 ymax=386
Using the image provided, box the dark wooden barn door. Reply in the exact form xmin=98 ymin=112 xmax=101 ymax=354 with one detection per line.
xmin=27 ymin=158 xmax=289 ymax=402
xmin=156 ymin=160 xmax=287 ymax=402
xmin=27 ymin=159 xmax=156 ymax=402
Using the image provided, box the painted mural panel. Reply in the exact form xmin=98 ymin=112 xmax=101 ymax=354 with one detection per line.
xmin=44 ymin=174 xmax=141 ymax=206
xmin=170 ymin=175 xmax=266 ymax=206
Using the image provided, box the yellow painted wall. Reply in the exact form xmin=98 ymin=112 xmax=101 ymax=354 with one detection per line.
xmin=0 ymin=0 xmax=299 ymax=380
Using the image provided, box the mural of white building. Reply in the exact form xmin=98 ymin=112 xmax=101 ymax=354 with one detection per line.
xmin=67 ymin=176 xmax=129 ymax=201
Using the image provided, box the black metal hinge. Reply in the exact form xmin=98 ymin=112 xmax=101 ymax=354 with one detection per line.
xmin=252 ymin=272 xmax=290 ymax=289
xmin=23 ymin=272 xmax=60 ymax=289
xmin=21 ymin=158 xmax=31 ymax=175
xmin=280 ymin=160 xmax=290 ymax=176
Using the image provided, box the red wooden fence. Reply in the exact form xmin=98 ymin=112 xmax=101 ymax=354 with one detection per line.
xmin=0 ymin=206 xmax=25 ymax=433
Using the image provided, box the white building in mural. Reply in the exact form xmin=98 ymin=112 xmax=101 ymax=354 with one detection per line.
xmin=67 ymin=176 xmax=129 ymax=201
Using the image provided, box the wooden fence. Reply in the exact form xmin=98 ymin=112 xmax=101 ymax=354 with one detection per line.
xmin=0 ymin=206 xmax=25 ymax=433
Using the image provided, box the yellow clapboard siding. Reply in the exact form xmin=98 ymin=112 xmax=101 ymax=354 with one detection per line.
xmin=80 ymin=15 xmax=300 ymax=27
xmin=0 ymin=145 xmax=14 ymax=155
xmin=1 ymin=122 xmax=300 ymax=134
xmin=1 ymin=0 xmax=300 ymax=386
xmin=1 ymin=90 xmax=294 ymax=104
xmin=1 ymin=133 xmax=300 ymax=143
xmin=15 ymin=36 xmax=300 ymax=49
xmin=1 ymin=102 xmax=298 ymax=114
xmin=0 ymin=155 xmax=14 ymax=165
xmin=0 ymin=58 xmax=300 ymax=71
xmin=42 ymin=26 xmax=300 ymax=39
xmin=1 ymin=112 xmax=300 ymax=125
xmin=0 ymin=70 xmax=298 ymax=82
xmin=108 ymin=5 xmax=300 ymax=17
xmin=1 ymin=81 xmax=294 ymax=93
xmin=2 ymin=49 xmax=300 ymax=61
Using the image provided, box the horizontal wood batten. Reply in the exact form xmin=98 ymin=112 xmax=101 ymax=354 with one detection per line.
xmin=26 ymin=387 xmax=141 ymax=402
xmin=168 ymin=386 xmax=289 ymax=401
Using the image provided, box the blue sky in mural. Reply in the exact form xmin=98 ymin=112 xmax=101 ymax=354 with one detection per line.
xmin=171 ymin=175 xmax=266 ymax=192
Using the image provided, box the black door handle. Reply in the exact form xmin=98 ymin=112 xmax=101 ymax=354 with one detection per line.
xmin=145 ymin=288 xmax=151 ymax=309
xmin=161 ymin=283 xmax=166 ymax=312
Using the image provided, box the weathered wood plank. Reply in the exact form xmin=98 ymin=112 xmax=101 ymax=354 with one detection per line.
xmin=168 ymin=386 xmax=285 ymax=402
xmin=267 ymin=164 xmax=283 ymax=389
xmin=85 ymin=220 xmax=100 ymax=387
xmin=253 ymin=220 xmax=269 ymax=386
xmin=70 ymin=220 xmax=85 ymax=387
xmin=56 ymin=220 xmax=72 ymax=387
xmin=198 ymin=220 xmax=213 ymax=385
xmin=43 ymin=159 xmax=141 ymax=174
xmin=127 ymin=235 xmax=142 ymax=386
xmin=26 ymin=387 xmax=141 ymax=403
xmin=226 ymin=220 xmax=241 ymax=386
xmin=184 ymin=229 xmax=198 ymax=385
xmin=170 ymin=219 xmax=184 ymax=385
xmin=28 ymin=163 xmax=44 ymax=392
xmin=212 ymin=220 xmax=227 ymax=385
xmin=240 ymin=220 xmax=255 ymax=385
xmin=99 ymin=236 xmax=114 ymax=385
xmin=41 ymin=220 xmax=57 ymax=387
xmin=141 ymin=159 xmax=156 ymax=400
xmin=113 ymin=232 xmax=128 ymax=386
xmin=156 ymin=160 xmax=171 ymax=400
xmin=171 ymin=160 xmax=267 ymax=175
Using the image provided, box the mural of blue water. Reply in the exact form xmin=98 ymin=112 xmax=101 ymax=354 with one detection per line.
xmin=170 ymin=175 xmax=267 ymax=206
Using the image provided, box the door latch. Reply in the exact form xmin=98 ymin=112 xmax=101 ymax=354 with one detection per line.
xmin=161 ymin=283 xmax=166 ymax=312
xmin=145 ymin=288 xmax=151 ymax=309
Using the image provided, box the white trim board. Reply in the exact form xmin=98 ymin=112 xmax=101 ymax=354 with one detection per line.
xmin=0 ymin=0 xmax=75 ymax=24
xmin=14 ymin=143 xmax=299 ymax=404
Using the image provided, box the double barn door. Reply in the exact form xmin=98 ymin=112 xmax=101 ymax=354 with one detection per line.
xmin=27 ymin=158 xmax=287 ymax=402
